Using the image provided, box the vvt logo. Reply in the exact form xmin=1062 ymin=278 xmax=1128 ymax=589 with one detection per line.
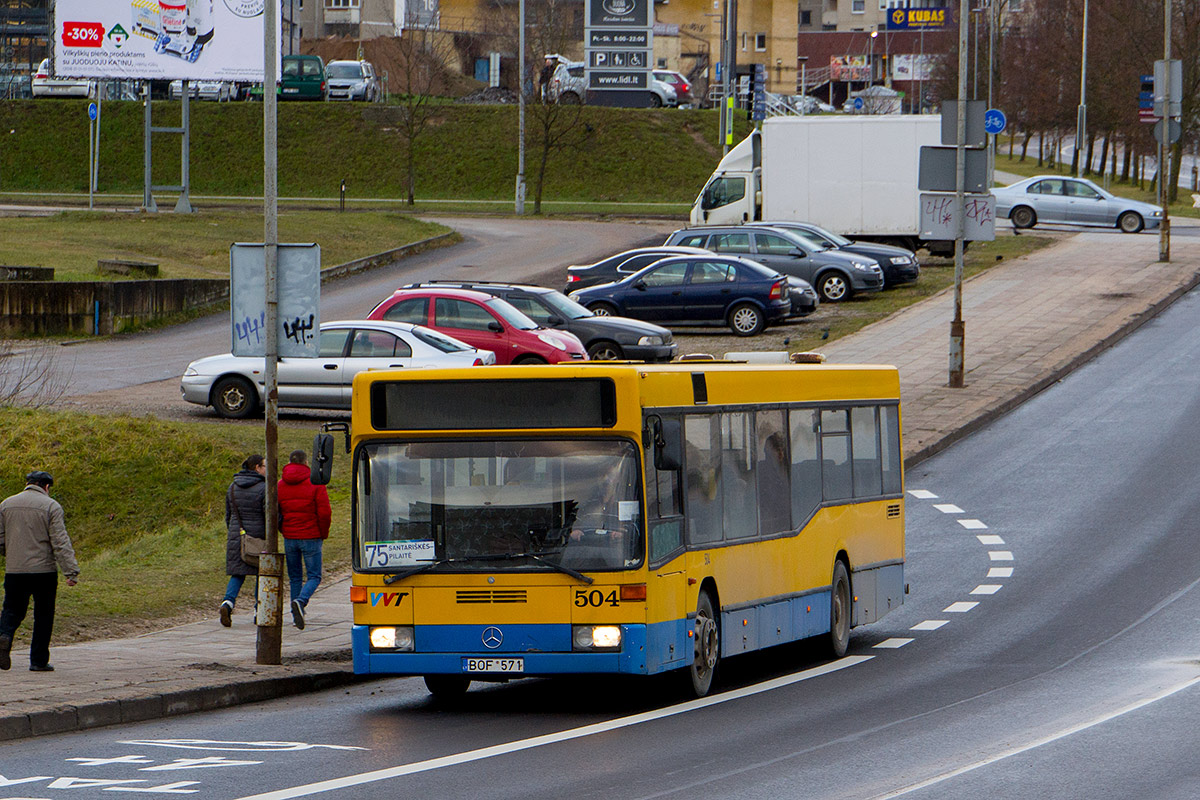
xmin=369 ymin=591 xmax=409 ymax=607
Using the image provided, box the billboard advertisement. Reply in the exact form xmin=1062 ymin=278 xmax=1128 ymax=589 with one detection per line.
xmin=53 ymin=0 xmax=279 ymax=81
xmin=830 ymin=56 xmax=869 ymax=82
xmin=892 ymin=54 xmax=935 ymax=82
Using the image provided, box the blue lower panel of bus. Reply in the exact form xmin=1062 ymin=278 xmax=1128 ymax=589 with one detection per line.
xmin=353 ymin=623 xmax=652 ymax=676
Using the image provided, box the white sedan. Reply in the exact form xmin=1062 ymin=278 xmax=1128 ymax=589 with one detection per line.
xmin=181 ymin=320 xmax=495 ymax=418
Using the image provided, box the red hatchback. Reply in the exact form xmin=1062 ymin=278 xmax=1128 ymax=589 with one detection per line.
xmin=368 ymin=287 xmax=588 ymax=365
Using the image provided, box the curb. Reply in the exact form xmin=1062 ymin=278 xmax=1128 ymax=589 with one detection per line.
xmin=0 ymin=666 xmax=368 ymax=743
xmin=904 ymin=264 xmax=1200 ymax=469
xmin=319 ymin=232 xmax=460 ymax=283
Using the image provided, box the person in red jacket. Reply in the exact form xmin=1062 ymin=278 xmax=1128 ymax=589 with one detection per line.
xmin=278 ymin=450 xmax=331 ymax=630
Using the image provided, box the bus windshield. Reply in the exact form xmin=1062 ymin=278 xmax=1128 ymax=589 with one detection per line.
xmin=355 ymin=439 xmax=643 ymax=574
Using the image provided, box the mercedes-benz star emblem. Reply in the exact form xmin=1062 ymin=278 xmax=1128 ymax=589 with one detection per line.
xmin=481 ymin=626 xmax=503 ymax=649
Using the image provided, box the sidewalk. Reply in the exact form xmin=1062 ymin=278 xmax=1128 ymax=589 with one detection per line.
xmin=3 ymin=223 xmax=1199 ymax=742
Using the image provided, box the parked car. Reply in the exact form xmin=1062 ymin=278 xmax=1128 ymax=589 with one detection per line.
xmin=568 ymin=255 xmax=791 ymax=336
xmin=169 ymin=80 xmax=233 ymax=101
xmin=326 ymin=59 xmax=378 ymax=101
xmin=281 ymin=54 xmax=325 ymax=100
xmin=653 ymin=70 xmax=693 ymax=107
xmin=785 ymin=277 xmax=819 ymax=317
xmin=367 ymin=287 xmax=587 ymax=364
xmin=664 ymin=226 xmax=884 ymax=303
xmin=648 ymin=73 xmax=677 ymax=107
xmin=748 ymin=221 xmax=920 ymax=287
xmin=992 ymin=175 xmax=1163 ymax=233
xmin=564 ymin=246 xmax=712 ymax=292
xmin=180 ymin=320 xmax=494 ymax=419
xmin=402 ymin=280 xmax=677 ymax=362
xmin=548 ymin=58 xmax=586 ymax=104
xmin=31 ymin=58 xmax=92 ymax=98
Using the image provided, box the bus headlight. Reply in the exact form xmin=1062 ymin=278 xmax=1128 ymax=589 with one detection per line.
xmin=573 ymin=625 xmax=622 ymax=651
xmin=370 ymin=626 xmax=414 ymax=651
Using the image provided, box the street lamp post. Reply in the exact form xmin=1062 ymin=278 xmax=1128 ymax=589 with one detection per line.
xmin=1077 ymin=0 xmax=1088 ymax=177
xmin=869 ymin=30 xmax=878 ymax=87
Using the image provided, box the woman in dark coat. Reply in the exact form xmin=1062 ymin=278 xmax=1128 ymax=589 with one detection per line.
xmin=219 ymin=454 xmax=267 ymax=627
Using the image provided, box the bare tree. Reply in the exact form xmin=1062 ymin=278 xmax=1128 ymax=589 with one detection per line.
xmin=0 ymin=340 xmax=75 ymax=409
xmin=491 ymin=0 xmax=593 ymax=213
xmin=383 ymin=10 xmax=459 ymax=204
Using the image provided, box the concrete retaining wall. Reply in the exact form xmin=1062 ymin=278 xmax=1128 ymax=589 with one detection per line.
xmin=0 ymin=232 xmax=458 ymax=336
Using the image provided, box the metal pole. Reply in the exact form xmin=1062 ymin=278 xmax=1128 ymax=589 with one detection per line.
xmin=175 ymin=81 xmax=193 ymax=213
xmin=949 ymin=0 xmax=968 ymax=389
xmin=94 ymin=95 xmax=101 ymax=205
xmin=1076 ymin=0 xmax=1088 ymax=178
xmin=88 ymin=111 xmax=94 ymax=210
xmin=987 ymin=0 xmax=995 ymax=188
xmin=1159 ymin=0 xmax=1170 ymax=262
xmin=142 ymin=82 xmax=156 ymax=212
xmin=972 ymin=5 xmax=978 ymax=100
xmin=515 ymin=0 xmax=525 ymax=214
xmin=723 ymin=0 xmax=736 ymax=153
xmin=258 ymin=0 xmax=283 ymax=666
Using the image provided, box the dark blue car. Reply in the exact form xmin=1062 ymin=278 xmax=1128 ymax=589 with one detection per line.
xmin=567 ymin=255 xmax=791 ymax=337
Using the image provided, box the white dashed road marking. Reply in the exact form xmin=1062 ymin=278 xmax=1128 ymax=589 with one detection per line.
xmin=958 ymin=519 xmax=988 ymax=530
xmin=910 ymin=620 xmax=949 ymax=631
xmin=976 ymin=534 xmax=1005 ymax=545
xmin=933 ymin=503 xmax=964 ymax=514
xmin=971 ymin=584 xmax=1002 ymax=595
xmin=988 ymin=567 xmax=1014 ymax=578
xmin=908 ymin=489 xmax=938 ymax=499
xmin=989 ymin=551 xmax=1015 ymax=561
xmin=944 ymin=601 xmax=979 ymax=613
xmin=874 ymin=638 xmax=914 ymax=649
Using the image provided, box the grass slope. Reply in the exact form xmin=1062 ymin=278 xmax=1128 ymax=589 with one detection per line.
xmin=0 ymin=100 xmax=750 ymax=202
xmin=0 ymin=408 xmax=352 ymax=645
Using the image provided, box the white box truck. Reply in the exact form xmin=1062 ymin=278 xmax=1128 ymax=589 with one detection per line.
xmin=690 ymin=115 xmax=953 ymax=254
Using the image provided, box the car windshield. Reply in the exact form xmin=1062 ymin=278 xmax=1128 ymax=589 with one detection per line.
xmin=327 ymin=63 xmax=363 ymax=79
xmin=784 ymin=230 xmax=832 ymax=251
xmin=538 ymin=291 xmax=594 ymax=320
xmin=355 ymin=439 xmax=644 ymax=573
xmin=804 ymin=225 xmax=851 ymax=247
xmin=485 ymin=297 xmax=539 ymax=331
xmin=411 ymin=326 xmax=473 ymax=353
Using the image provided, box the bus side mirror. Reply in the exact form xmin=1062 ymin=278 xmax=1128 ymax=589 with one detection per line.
xmin=311 ymin=433 xmax=335 ymax=485
xmin=653 ymin=418 xmax=682 ymax=471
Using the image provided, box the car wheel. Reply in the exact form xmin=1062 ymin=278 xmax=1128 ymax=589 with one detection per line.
xmin=817 ymin=272 xmax=851 ymax=303
xmin=649 ymin=93 xmax=663 ymax=108
xmin=828 ymin=560 xmax=852 ymax=658
xmin=690 ymin=590 xmax=720 ymax=697
xmin=728 ymin=303 xmax=764 ymax=336
xmin=587 ymin=340 xmax=624 ymax=361
xmin=211 ymin=376 xmax=257 ymax=419
xmin=513 ymin=355 xmax=547 ymax=365
xmin=559 ymin=91 xmax=581 ymax=105
xmin=1117 ymin=211 xmax=1144 ymax=233
xmin=1010 ymin=205 xmax=1037 ymax=229
xmin=588 ymin=302 xmax=619 ymax=317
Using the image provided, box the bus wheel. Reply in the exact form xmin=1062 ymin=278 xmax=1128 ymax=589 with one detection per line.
xmin=828 ymin=560 xmax=851 ymax=658
xmin=424 ymin=675 xmax=470 ymax=698
xmin=690 ymin=591 xmax=720 ymax=697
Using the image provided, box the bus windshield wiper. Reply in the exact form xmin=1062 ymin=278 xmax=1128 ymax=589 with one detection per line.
xmin=451 ymin=551 xmax=594 ymax=584
xmin=383 ymin=559 xmax=446 ymax=584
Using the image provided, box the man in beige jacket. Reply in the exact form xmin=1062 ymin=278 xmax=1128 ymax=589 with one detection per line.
xmin=0 ymin=471 xmax=80 ymax=672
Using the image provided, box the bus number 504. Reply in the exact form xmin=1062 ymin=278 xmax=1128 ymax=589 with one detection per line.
xmin=575 ymin=589 xmax=619 ymax=607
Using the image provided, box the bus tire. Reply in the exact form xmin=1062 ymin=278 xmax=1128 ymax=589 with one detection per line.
xmin=690 ymin=590 xmax=720 ymax=697
xmin=828 ymin=560 xmax=851 ymax=658
xmin=424 ymin=675 xmax=470 ymax=698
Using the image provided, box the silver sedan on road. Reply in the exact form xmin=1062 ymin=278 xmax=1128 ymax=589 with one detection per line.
xmin=993 ymin=175 xmax=1163 ymax=233
xmin=181 ymin=320 xmax=495 ymax=418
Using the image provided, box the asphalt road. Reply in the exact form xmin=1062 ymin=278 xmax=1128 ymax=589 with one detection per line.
xmin=48 ymin=216 xmax=673 ymax=399
xmin=5 ymin=284 xmax=1200 ymax=797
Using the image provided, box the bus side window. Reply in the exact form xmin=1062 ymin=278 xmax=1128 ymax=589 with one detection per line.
xmin=644 ymin=421 xmax=684 ymax=563
xmin=789 ymin=408 xmax=821 ymax=524
xmin=721 ymin=412 xmax=757 ymax=540
xmin=820 ymin=409 xmax=853 ymax=502
xmin=756 ymin=410 xmax=791 ymax=535
xmin=684 ymin=414 xmax=723 ymax=545
xmin=851 ymin=406 xmax=882 ymax=498
xmin=880 ymin=405 xmax=903 ymax=495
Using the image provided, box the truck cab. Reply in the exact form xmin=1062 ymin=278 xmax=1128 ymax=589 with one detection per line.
xmin=690 ymin=131 xmax=761 ymax=225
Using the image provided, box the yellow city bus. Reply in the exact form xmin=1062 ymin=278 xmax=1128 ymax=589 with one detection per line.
xmin=336 ymin=360 xmax=905 ymax=698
